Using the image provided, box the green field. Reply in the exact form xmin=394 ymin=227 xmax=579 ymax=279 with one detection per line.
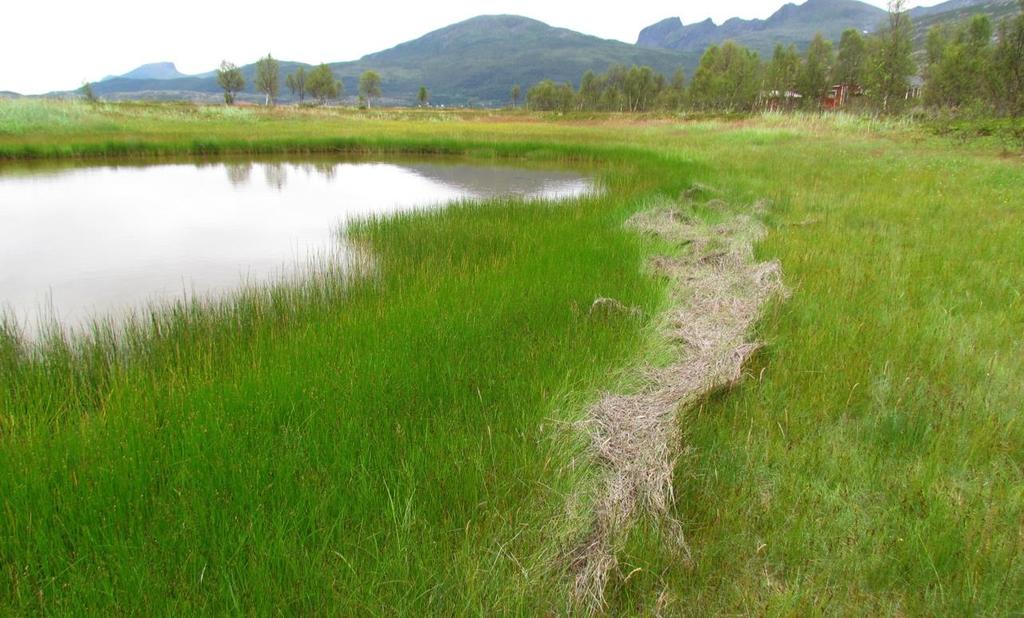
xmin=1 ymin=100 xmax=1022 ymax=615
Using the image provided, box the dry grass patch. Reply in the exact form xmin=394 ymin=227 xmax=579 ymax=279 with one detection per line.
xmin=569 ymin=196 xmax=788 ymax=611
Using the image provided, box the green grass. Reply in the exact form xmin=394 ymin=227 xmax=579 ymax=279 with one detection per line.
xmin=0 ymin=104 xmax=691 ymax=613
xmin=1 ymin=99 xmax=1023 ymax=615
xmin=0 ymin=200 xmax=672 ymax=613
xmin=606 ymin=114 xmax=1024 ymax=615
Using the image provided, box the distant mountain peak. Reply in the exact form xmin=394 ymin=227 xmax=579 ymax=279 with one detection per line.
xmin=102 ymin=62 xmax=187 ymax=82
xmin=459 ymin=14 xmax=546 ymax=26
xmin=638 ymin=0 xmax=886 ymax=53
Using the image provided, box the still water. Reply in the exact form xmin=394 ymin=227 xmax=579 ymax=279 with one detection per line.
xmin=0 ymin=158 xmax=591 ymax=335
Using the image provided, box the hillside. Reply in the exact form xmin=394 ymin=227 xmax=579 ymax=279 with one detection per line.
xmin=327 ymin=16 xmax=698 ymax=106
xmin=637 ymin=0 xmax=886 ymax=56
xmin=81 ymin=16 xmax=698 ymax=106
xmin=909 ymin=0 xmax=1020 ymax=42
xmin=639 ymin=0 xmax=1020 ymax=56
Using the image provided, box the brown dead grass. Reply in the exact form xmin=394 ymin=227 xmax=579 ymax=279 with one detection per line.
xmin=569 ymin=200 xmax=788 ymax=612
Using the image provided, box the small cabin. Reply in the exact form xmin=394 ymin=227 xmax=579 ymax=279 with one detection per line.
xmin=822 ymin=84 xmax=866 ymax=110
xmin=760 ymin=90 xmax=803 ymax=112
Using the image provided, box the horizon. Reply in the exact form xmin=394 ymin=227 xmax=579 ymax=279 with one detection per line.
xmin=3 ymin=0 xmax=946 ymax=95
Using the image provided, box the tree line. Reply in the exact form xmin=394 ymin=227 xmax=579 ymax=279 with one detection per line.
xmin=215 ymin=55 xmax=397 ymax=108
xmin=526 ymin=0 xmax=1024 ymax=117
xmin=95 ymin=0 xmax=1021 ymax=115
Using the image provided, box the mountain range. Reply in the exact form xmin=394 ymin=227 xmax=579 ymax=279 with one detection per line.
xmin=638 ymin=0 xmax=885 ymax=55
xmin=639 ymin=0 xmax=1019 ymax=55
xmin=27 ymin=0 xmax=1019 ymax=106
xmin=84 ymin=16 xmax=698 ymax=107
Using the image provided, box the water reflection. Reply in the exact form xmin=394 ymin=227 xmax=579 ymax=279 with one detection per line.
xmin=263 ymin=162 xmax=288 ymax=191
xmin=312 ymin=161 xmax=336 ymax=181
xmin=225 ymin=163 xmax=252 ymax=187
xmin=0 ymin=157 xmax=592 ymax=336
xmin=224 ymin=160 xmax=593 ymax=198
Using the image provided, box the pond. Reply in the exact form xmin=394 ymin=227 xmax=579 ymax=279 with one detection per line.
xmin=0 ymin=157 xmax=592 ymax=336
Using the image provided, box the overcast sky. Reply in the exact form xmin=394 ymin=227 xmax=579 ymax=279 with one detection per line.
xmin=2 ymin=0 xmax=941 ymax=95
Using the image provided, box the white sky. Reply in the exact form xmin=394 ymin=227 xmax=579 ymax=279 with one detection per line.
xmin=2 ymin=0 xmax=942 ymax=95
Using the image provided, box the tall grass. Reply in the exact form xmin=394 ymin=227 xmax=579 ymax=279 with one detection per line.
xmin=0 ymin=99 xmax=117 ymax=135
xmin=0 ymin=121 xmax=692 ymax=613
xmin=603 ymin=112 xmax=1024 ymax=616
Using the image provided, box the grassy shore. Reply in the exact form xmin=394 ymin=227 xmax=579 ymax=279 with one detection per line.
xmin=1 ymin=100 xmax=1022 ymax=615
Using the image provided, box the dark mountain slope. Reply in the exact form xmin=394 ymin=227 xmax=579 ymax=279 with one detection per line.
xmin=326 ymin=16 xmax=699 ymax=106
